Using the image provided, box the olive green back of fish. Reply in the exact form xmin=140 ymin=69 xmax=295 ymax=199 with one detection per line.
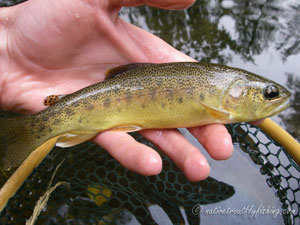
xmin=49 ymin=62 xmax=288 ymax=131
xmin=30 ymin=63 xmax=217 ymax=145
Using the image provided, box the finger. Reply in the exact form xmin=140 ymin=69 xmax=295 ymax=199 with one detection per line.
xmin=189 ymin=124 xmax=233 ymax=160
xmin=110 ymin=0 xmax=196 ymax=10
xmin=93 ymin=131 xmax=162 ymax=175
xmin=140 ymin=129 xmax=210 ymax=182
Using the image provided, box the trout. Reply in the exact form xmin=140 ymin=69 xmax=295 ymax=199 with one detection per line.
xmin=0 ymin=62 xmax=291 ymax=169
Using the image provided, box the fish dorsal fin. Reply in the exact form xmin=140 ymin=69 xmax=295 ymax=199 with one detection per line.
xmin=201 ymin=103 xmax=231 ymax=120
xmin=44 ymin=94 xmax=66 ymax=106
xmin=105 ymin=63 xmax=154 ymax=80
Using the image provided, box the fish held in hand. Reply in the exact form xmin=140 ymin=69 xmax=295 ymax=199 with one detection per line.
xmin=0 ymin=62 xmax=291 ymax=169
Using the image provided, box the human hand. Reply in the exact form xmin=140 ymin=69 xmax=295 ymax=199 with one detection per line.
xmin=0 ymin=0 xmax=233 ymax=181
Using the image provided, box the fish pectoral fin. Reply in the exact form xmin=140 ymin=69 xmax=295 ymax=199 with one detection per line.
xmin=201 ymin=103 xmax=231 ymax=120
xmin=44 ymin=94 xmax=66 ymax=106
xmin=56 ymin=126 xmax=142 ymax=148
xmin=56 ymin=132 xmax=96 ymax=147
xmin=105 ymin=63 xmax=155 ymax=79
xmin=108 ymin=125 xmax=142 ymax=132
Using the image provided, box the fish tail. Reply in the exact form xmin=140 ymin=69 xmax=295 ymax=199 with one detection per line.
xmin=0 ymin=110 xmax=40 ymax=170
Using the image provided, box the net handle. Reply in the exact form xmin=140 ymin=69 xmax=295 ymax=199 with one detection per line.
xmin=0 ymin=137 xmax=58 ymax=212
xmin=259 ymin=118 xmax=300 ymax=167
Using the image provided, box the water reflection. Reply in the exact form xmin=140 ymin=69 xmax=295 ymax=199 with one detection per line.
xmin=121 ymin=1 xmax=244 ymax=64
xmin=227 ymin=0 xmax=282 ymax=60
xmin=276 ymin=4 xmax=300 ymax=60
xmin=121 ymin=0 xmax=299 ymax=63
xmin=280 ymin=74 xmax=300 ymax=140
xmin=1 ymin=0 xmax=299 ymax=67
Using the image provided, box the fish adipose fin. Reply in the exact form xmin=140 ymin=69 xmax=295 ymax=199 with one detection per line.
xmin=201 ymin=103 xmax=231 ymax=120
xmin=56 ymin=132 xmax=97 ymax=148
xmin=105 ymin=63 xmax=155 ymax=80
xmin=44 ymin=94 xmax=66 ymax=106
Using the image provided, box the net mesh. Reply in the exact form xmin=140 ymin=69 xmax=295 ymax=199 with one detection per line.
xmin=0 ymin=123 xmax=299 ymax=225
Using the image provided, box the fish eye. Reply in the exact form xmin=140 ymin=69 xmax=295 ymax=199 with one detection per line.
xmin=263 ymin=85 xmax=280 ymax=100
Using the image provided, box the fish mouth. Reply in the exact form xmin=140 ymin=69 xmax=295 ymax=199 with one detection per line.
xmin=262 ymin=98 xmax=290 ymax=118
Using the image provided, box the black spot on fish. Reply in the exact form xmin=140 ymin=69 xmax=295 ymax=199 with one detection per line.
xmin=155 ymin=78 xmax=163 ymax=86
xmin=103 ymin=98 xmax=111 ymax=108
xmin=86 ymin=104 xmax=95 ymax=110
xmin=167 ymin=89 xmax=174 ymax=99
xmin=113 ymin=88 xmax=119 ymax=94
xmin=91 ymin=95 xmax=98 ymax=101
xmin=178 ymin=97 xmax=183 ymax=104
xmin=186 ymin=88 xmax=194 ymax=96
xmin=208 ymin=88 xmax=216 ymax=95
xmin=199 ymin=93 xmax=205 ymax=101
xmin=65 ymin=108 xmax=75 ymax=116
xmin=46 ymin=110 xmax=57 ymax=118
xmin=30 ymin=120 xmax=35 ymax=127
xmin=141 ymin=104 xmax=146 ymax=109
xmin=71 ymin=102 xmax=80 ymax=107
xmin=53 ymin=119 xmax=61 ymax=125
xmin=38 ymin=125 xmax=46 ymax=132
xmin=48 ymin=128 xmax=53 ymax=133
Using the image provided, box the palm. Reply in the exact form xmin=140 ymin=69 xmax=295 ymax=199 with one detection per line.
xmin=0 ymin=0 xmax=233 ymax=181
xmin=3 ymin=0 xmax=188 ymax=112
